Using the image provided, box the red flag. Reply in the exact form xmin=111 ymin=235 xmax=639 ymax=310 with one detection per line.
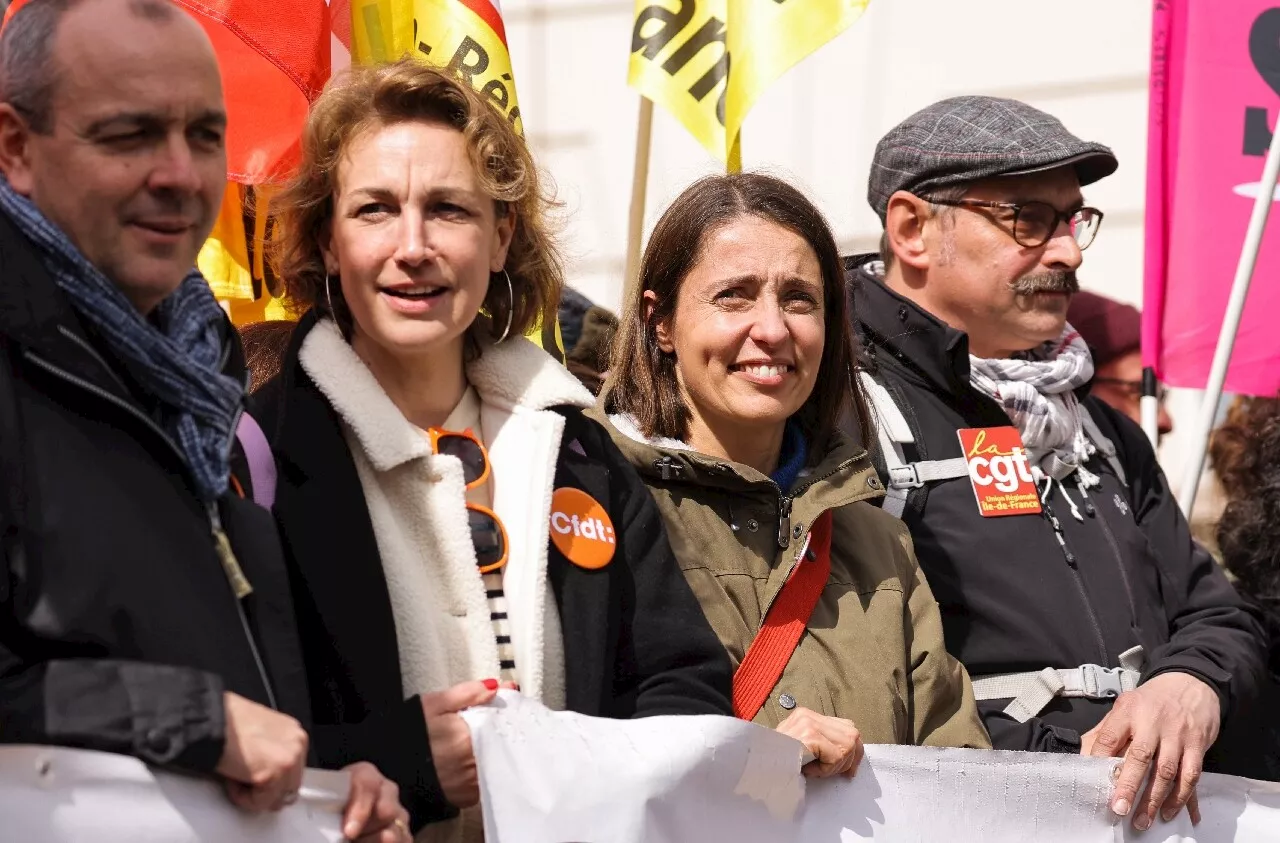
xmin=178 ymin=0 xmax=330 ymax=183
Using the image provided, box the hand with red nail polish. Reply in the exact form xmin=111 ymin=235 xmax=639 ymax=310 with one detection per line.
xmin=420 ymin=679 xmax=500 ymax=809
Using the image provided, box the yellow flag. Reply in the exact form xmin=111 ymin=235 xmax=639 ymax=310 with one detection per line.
xmin=628 ymin=0 xmax=872 ymax=165
xmin=350 ymin=0 xmax=523 ymax=135
xmin=199 ymin=183 xmax=255 ymax=302
xmin=200 ymin=184 xmax=291 ymax=326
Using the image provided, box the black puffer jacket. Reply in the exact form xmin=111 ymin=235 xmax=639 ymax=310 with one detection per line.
xmin=0 ymin=212 xmax=309 ymax=771
xmin=847 ymin=254 xmax=1267 ymax=766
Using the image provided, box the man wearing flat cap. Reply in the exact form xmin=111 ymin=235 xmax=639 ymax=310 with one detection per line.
xmin=846 ymin=96 xmax=1267 ymax=828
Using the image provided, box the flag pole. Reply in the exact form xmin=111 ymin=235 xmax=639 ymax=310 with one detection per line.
xmin=624 ymin=97 xmax=654 ymax=309
xmin=1177 ymin=119 xmax=1280 ymax=517
xmin=1140 ymin=368 xmax=1159 ymax=447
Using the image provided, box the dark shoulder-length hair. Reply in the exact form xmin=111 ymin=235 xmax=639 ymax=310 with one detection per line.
xmin=606 ymin=171 xmax=872 ymax=460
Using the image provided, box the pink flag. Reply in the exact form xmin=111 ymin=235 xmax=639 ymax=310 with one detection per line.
xmin=1144 ymin=0 xmax=1280 ymax=397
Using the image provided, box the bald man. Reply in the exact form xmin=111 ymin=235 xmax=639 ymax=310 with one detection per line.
xmin=0 ymin=2 xmax=406 ymax=838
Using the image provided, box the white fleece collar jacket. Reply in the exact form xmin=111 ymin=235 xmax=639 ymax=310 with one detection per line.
xmin=299 ymin=320 xmax=593 ymax=709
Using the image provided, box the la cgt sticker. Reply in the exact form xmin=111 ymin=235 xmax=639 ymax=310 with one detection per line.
xmin=956 ymin=427 xmax=1043 ymax=518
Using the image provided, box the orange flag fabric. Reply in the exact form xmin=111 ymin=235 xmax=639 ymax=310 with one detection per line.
xmin=180 ymin=0 xmax=330 ymax=183
xmin=179 ymin=0 xmax=330 ymax=318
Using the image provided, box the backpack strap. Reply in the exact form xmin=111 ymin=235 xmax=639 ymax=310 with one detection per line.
xmin=971 ymin=645 xmax=1146 ymax=723
xmin=733 ymin=511 xmax=833 ymax=721
xmin=235 ymin=412 xmax=277 ymax=511
xmin=859 ymin=372 xmax=1128 ymax=518
xmin=858 ymin=371 xmax=968 ymax=518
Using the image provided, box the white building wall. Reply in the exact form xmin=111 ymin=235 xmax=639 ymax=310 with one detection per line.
xmin=502 ymin=0 xmax=1224 ymax=505
xmin=502 ymin=0 xmax=1152 ymax=314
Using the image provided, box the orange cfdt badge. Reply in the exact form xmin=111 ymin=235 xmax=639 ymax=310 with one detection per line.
xmin=549 ymin=487 xmax=616 ymax=570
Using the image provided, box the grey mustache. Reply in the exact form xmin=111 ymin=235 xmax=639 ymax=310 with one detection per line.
xmin=1011 ymin=272 xmax=1079 ymax=296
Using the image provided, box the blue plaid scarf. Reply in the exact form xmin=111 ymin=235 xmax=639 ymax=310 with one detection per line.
xmin=0 ymin=177 xmax=244 ymax=502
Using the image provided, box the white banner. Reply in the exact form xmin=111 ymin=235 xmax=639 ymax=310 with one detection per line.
xmin=462 ymin=692 xmax=1280 ymax=842
xmin=0 ymin=745 xmax=347 ymax=842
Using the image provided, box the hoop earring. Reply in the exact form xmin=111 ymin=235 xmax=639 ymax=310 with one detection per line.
xmin=327 ymin=273 xmax=348 ymax=326
xmin=496 ymin=269 xmax=514 ymax=344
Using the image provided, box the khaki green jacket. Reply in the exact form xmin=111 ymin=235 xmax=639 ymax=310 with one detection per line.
xmin=594 ymin=410 xmax=990 ymax=749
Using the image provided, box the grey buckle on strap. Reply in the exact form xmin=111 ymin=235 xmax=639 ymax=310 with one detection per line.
xmin=1076 ymin=664 xmax=1130 ymax=699
xmin=971 ymin=646 xmax=1145 ymax=724
xmin=888 ymin=457 xmax=970 ymax=490
xmin=889 ymin=464 xmax=927 ymax=490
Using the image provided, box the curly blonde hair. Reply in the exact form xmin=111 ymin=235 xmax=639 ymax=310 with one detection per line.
xmin=269 ymin=59 xmax=562 ymax=340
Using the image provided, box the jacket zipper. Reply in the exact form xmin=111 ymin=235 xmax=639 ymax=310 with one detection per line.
xmin=24 ymin=349 xmax=278 ymax=709
xmin=652 ymin=453 xmax=865 ymax=621
xmin=209 ymin=501 xmax=278 ymax=710
xmin=770 ymin=453 xmax=868 ymax=552
xmin=776 ymin=495 xmax=792 ymax=549
xmin=760 ymin=458 xmax=856 ymax=616
xmin=1094 ymin=505 xmax=1141 ymax=626
xmin=654 ymin=455 xmax=683 ymax=481
xmin=1042 ymin=500 xmax=1109 ymax=663
xmin=747 ymin=487 xmax=805 ymax=621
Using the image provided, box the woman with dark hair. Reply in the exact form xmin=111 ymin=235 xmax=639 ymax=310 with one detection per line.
xmin=1209 ymin=396 xmax=1280 ymax=780
xmin=596 ymin=173 xmax=990 ymax=775
xmin=253 ymin=59 xmax=732 ymax=838
xmin=1213 ymin=397 xmax=1280 ymax=668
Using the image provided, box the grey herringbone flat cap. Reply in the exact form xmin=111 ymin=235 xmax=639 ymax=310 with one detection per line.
xmin=867 ymin=96 xmax=1118 ymax=221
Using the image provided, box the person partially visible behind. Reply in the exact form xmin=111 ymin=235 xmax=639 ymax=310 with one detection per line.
xmin=240 ymin=320 xmax=294 ymax=392
xmin=557 ymin=285 xmax=595 ymax=352
xmin=598 ymin=172 xmax=990 ymax=778
xmin=1208 ymin=395 xmax=1280 ymax=780
xmin=565 ymin=304 xmax=617 ymax=395
xmin=1067 ymin=290 xmax=1173 ymax=438
xmin=0 ymin=1 xmax=405 ymax=838
xmin=1213 ymin=396 xmax=1280 ymax=673
xmin=256 ymin=59 xmax=732 ymax=838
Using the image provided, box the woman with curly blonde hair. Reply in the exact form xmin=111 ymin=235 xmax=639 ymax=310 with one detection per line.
xmin=250 ymin=59 xmax=732 ymax=838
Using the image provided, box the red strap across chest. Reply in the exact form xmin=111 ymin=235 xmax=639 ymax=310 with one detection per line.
xmin=732 ymin=510 xmax=833 ymax=721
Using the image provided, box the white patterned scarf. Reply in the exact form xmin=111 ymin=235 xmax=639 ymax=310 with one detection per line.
xmin=969 ymin=327 xmax=1097 ymax=482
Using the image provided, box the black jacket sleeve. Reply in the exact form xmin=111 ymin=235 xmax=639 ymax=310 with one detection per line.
xmin=601 ymin=427 xmax=734 ymax=718
xmin=1101 ymin=403 xmax=1268 ymax=717
xmin=310 ymin=696 xmax=455 ymax=832
xmin=0 ymin=522 xmax=228 ymax=771
xmin=0 ymin=647 xmax=227 ymax=771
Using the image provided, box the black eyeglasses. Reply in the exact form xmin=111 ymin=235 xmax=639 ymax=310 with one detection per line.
xmin=922 ymin=197 xmax=1104 ymax=250
xmin=1093 ymin=377 xmax=1169 ymax=402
